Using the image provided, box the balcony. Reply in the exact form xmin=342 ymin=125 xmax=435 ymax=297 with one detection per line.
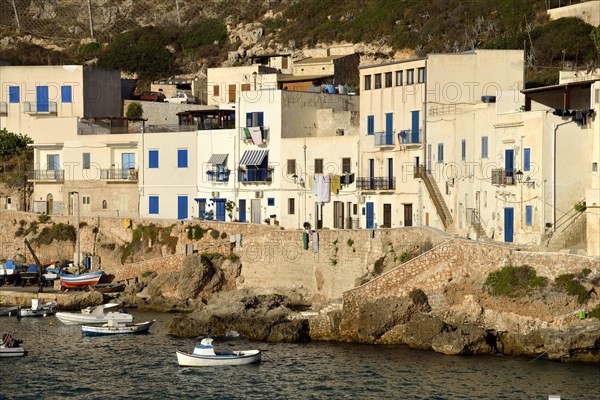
xmin=28 ymin=169 xmax=64 ymax=182
xmin=399 ymin=129 xmax=422 ymax=146
xmin=241 ymin=126 xmax=269 ymax=145
xmin=491 ymin=168 xmax=515 ymax=185
xmin=0 ymin=102 xmax=7 ymax=115
xmin=238 ymin=168 xmax=273 ymax=183
xmin=356 ymin=177 xmax=396 ymax=191
xmin=206 ymin=170 xmax=230 ymax=183
xmin=23 ymin=101 xmax=57 ymax=114
xmin=100 ymin=168 xmax=139 ymax=182
xmin=374 ymin=132 xmax=394 ymax=147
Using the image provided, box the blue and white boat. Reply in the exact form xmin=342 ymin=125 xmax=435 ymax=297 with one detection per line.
xmin=60 ymin=271 xmax=103 ymax=290
xmin=176 ymin=338 xmax=262 ymax=367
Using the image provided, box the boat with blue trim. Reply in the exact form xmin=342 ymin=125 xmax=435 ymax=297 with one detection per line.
xmin=176 ymin=338 xmax=261 ymax=367
xmin=60 ymin=270 xmax=103 ymax=290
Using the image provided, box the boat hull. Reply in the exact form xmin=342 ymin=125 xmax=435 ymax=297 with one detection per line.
xmin=17 ymin=302 xmax=56 ymax=318
xmin=56 ymin=311 xmax=133 ymax=326
xmin=60 ymin=271 xmax=103 ymax=289
xmin=0 ymin=347 xmax=27 ymax=357
xmin=89 ymin=283 xmax=125 ymax=293
xmin=0 ymin=306 xmax=20 ymax=317
xmin=81 ymin=320 xmax=155 ymax=336
xmin=176 ymin=350 xmax=261 ymax=367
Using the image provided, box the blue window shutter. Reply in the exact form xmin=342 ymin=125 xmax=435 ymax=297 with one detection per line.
xmin=149 ymin=196 xmax=159 ymax=214
xmin=257 ymin=112 xmax=264 ymax=127
xmin=367 ymin=115 xmax=374 ymax=135
xmin=61 ymin=86 xmax=72 ymax=103
xmin=461 ymin=139 xmax=466 ymax=161
xmin=8 ymin=86 xmax=19 ymax=103
xmin=411 ymin=110 xmax=420 ymax=143
xmin=385 ymin=112 xmax=393 ymax=136
xmin=177 ymin=149 xmax=188 ymax=168
xmin=525 ymin=205 xmax=533 ymax=226
xmin=524 ymin=148 xmax=531 ymax=171
xmin=36 ymin=86 xmax=49 ymax=112
xmin=438 ymin=143 xmax=444 ymax=163
xmin=482 ymin=136 xmax=488 ymax=158
xmin=177 ymin=196 xmax=188 ymax=219
xmin=246 ymin=113 xmax=253 ymax=127
xmin=149 ymin=150 xmax=159 ymax=168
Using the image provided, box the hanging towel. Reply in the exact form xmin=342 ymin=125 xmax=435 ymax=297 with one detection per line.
xmin=319 ymin=175 xmax=331 ymax=203
xmin=249 ymin=127 xmax=263 ymax=144
xmin=312 ymin=175 xmax=318 ymax=195
xmin=313 ymin=231 xmax=319 ymax=253
xmin=242 ymin=128 xmax=252 ymax=140
xmin=330 ymin=175 xmax=341 ymax=194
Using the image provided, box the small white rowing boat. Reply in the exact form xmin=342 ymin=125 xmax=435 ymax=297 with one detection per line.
xmin=176 ymin=338 xmax=261 ymax=367
xmin=56 ymin=303 xmax=133 ymax=325
xmin=17 ymin=299 xmax=56 ymax=318
xmin=81 ymin=319 xmax=155 ymax=336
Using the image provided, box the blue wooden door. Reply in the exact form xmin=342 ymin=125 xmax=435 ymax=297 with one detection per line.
xmin=366 ymin=202 xmax=374 ymax=229
xmin=215 ymin=199 xmax=226 ymax=221
xmin=505 ymin=149 xmax=514 ymax=179
xmin=122 ymin=153 xmax=135 ymax=179
xmin=385 ymin=112 xmax=393 ymax=144
xmin=504 ymin=207 xmax=514 ymax=242
xmin=239 ymin=199 xmax=246 ymax=222
xmin=36 ymin=86 xmax=49 ymax=112
xmin=178 ymin=196 xmax=188 ymax=220
xmin=411 ymin=110 xmax=420 ymax=143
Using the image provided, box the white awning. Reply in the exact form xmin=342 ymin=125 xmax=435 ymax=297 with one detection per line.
xmin=207 ymin=154 xmax=228 ymax=165
xmin=239 ymin=150 xmax=268 ymax=166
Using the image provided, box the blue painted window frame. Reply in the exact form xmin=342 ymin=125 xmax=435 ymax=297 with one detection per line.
xmin=437 ymin=143 xmax=444 ymax=164
xmin=481 ymin=136 xmax=488 ymax=159
xmin=177 ymin=149 xmax=188 ymax=168
xmin=8 ymin=86 xmax=19 ymax=103
xmin=149 ymin=150 xmax=159 ymax=169
xmin=367 ymin=115 xmax=374 ymax=135
xmin=524 ymin=148 xmax=531 ymax=172
xmin=149 ymin=196 xmax=159 ymax=214
xmin=61 ymin=86 xmax=72 ymax=103
xmin=525 ymin=205 xmax=533 ymax=226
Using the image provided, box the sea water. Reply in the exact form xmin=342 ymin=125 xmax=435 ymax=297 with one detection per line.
xmin=0 ymin=311 xmax=598 ymax=400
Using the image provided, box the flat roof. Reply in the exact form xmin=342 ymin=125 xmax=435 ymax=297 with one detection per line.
xmin=278 ymin=74 xmax=334 ymax=83
xmin=294 ymin=55 xmax=350 ymax=65
xmin=521 ymin=79 xmax=598 ymax=94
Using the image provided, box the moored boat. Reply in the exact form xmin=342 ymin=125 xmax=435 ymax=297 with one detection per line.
xmin=56 ymin=303 xmax=133 ymax=325
xmin=60 ymin=271 xmax=103 ymax=290
xmin=89 ymin=282 xmax=126 ymax=294
xmin=17 ymin=299 xmax=57 ymax=318
xmin=0 ymin=306 xmax=20 ymax=317
xmin=0 ymin=333 xmax=27 ymax=357
xmin=176 ymin=338 xmax=261 ymax=367
xmin=81 ymin=319 xmax=155 ymax=336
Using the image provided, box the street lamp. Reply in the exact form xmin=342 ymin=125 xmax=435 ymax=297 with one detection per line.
xmin=252 ymin=71 xmax=257 ymax=90
xmin=70 ymin=191 xmax=81 ymax=275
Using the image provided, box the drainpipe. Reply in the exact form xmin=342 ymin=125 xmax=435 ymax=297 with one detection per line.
xmin=552 ymin=120 xmax=573 ymax=231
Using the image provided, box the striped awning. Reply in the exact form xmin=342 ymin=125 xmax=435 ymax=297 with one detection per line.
xmin=207 ymin=153 xmax=228 ymax=165
xmin=239 ymin=150 xmax=268 ymax=166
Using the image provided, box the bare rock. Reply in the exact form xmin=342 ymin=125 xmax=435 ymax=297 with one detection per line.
xmin=401 ymin=313 xmax=446 ymax=350
xmin=356 ymin=296 xmax=414 ymax=343
xmin=268 ymin=319 xmax=310 ymax=343
xmin=431 ymin=324 xmax=492 ymax=355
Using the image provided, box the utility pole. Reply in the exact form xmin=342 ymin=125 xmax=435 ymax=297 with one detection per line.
xmin=87 ymin=0 xmax=94 ymax=39
xmin=10 ymin=0 xmax=20 ymax=32
xmin=175 ymin=0 xmax=181 ymax=27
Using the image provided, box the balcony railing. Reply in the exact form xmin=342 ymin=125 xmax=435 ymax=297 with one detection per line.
xmin=206 ymin=170 xmax=230 ymax=182
xmin=238 ymin=168 xmax=273 ymax=183
xmin=399 ymin=129 xmax=422 ymax=145
xmin=356 ymin=176 xmax=396 ymax=190
xmin=491 ymin=168 xmax=515 ymax=185
xmin=23 ymin=101 xmax=57 ymax=114
xmin=100 ymin=168 xmax=138 ymax=182
xmin=374 ymin=132 xmax=394 ymax=147
xmin=28 ymin=169 xmax=64 ymax=182
xmin=0 ymin=102 xmax=7 ymax=115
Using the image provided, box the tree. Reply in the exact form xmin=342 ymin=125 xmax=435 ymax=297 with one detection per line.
xmin=591 ymin=26 xmax=600 ymax=57
xmin=126 ymin=102 xmax=143 ymax=119
xmin=0 ymin=129 xmax=34 ymax=210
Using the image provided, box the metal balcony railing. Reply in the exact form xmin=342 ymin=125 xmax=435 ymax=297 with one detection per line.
xmin=28 ymin=169 xmax=64 ymax=182
xmin=100 ymin=168 xmax=138 ymax=182
xmin=23 ymin=101 xmax=57 ymax=114
xmin=356 ymin=176 xmax=396 ymax=190
xmin=399 ymin=129 xmax=422 ymax=145
xmin=374 ymin=132 xmax=394 ymax=146
xmin=206 ymin=170 xmax=230 ymax=182
xmin=238 ymin=168 xmax=273 ymax=183
xmin=491 ymin=168 xmax=515 ymax=185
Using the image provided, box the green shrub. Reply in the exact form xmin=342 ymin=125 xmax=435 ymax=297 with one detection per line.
xmin=126 ymin=102 xmax=143 ymax=119
xmin=580 ymin=268 xmax=592 ymax=277
xmin=399 ymin=252 xmax=414 ymax=263
xmin=347 ymin=239 xmax=354 ymax=247
xmin=180 ymin=19 xmax=227 ymax=50
xmin=79 ymin=42 xmax=101 ymax=56
xmin=38 ymin=214 xmax=51 ymax=223
xmin=373 ymin=256 xmax=385 ymax=275
xmin=588 ymin=304 xmax=600 ymax=319
xmin=409 ymin=288 xmax=429 ymax=307
xmin=484 ymin=265 xmax=547 ymax=297
xmin=226 ymin=253 xmax=240 ymax=262
xmin=187 ymin=225 xmax=205 ymax=240
xmin=141 ymin=270 xmax=155 ymax=278
xmin=554 ymin=274 xmax=589 ymax=304
xmin=574 ymin=201 xmax=587 ymax=213
xmin=220 ymin=232 xmax=228 ymax=239
xmin=33 ymin=223 xmax=76 ymax=245
xmin=210 ymin=229 xmax=220 ymax=240
xmin=18 ymin=219 xmax=26 ymax=227
xmin=202 ymin=252 xmax=223 ymax=261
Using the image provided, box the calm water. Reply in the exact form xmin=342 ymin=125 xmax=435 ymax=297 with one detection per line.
xmin=0 ymin=311 xmax=598 ymax=400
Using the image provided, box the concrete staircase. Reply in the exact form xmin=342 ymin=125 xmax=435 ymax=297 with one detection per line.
xmin=415 ymin=166 xmax=455 ymax=232
xmin=545 ymin=206 xmax=586 ymax=252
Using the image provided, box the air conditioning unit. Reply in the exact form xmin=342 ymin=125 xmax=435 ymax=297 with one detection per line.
xmin=212 ymin=191 xmax=220 ymax=198
xmin=255 ymin=190 xmax=264 ymax=199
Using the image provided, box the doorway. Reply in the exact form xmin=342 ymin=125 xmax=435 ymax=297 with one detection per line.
xmin=383 ymin=203 xmax=392 ymax=227
xmin=403 ymin=203 xmax=413 ymax=227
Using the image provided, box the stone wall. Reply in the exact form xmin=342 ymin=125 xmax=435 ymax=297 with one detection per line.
xmin=239 ymin=226 xmax=448 ymax=303
xmin=102 ymin=254 xmax=187 ymax=281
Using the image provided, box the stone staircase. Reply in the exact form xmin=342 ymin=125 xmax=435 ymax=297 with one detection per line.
xmin=545 ymin=206 xmax=586 ymax=252
xmin=415 ymin=166 xmax=455 ymax=232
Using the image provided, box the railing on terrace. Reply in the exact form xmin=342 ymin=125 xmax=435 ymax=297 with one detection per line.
xmin=238 ymin=168 xmax=273 ymax=183
xmin=399 ymin=129 xmax=422 ymax=145
xmin=100 ymin=168 xmax=138 ymax=182
xmin=206 ymin=170 xmax=230 ymax=182
xmin=23 ymin=101 xmax=57 ymax=114
xmin=491 ymin=168 xmax=515 ymax=185
xmin=27 ymin=169 xmax=64 ymax=182
xmin=356 ymin=177 xmax=396 ymax=190
xmin=374 ymin=132 xmax=394 ymax=147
